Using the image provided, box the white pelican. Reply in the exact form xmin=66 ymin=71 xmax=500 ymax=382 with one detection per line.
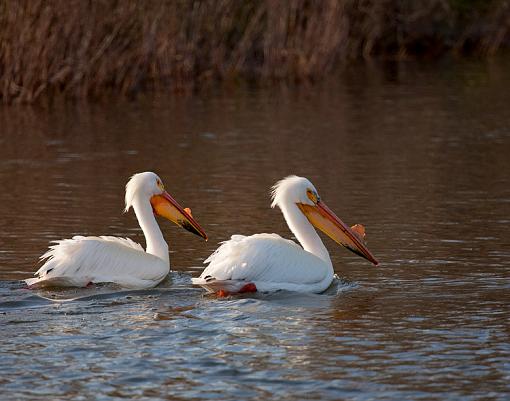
xmin=193 ymin=175 xmax=378 ymax=295
xmin=25 ymin=172 xmax=207 ymax=289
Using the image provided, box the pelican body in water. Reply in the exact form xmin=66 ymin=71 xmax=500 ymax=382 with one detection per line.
xmin=193 ymin=175 xmax=378 ymax=294
xmin=25 ymin=172 xmax=207 ymax=289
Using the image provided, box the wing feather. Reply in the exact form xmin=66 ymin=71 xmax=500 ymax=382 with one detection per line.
xmin=27 ymin=236 xmax=168 ymax=289
xmin=195 ymin=233 xmax=332 ymax=292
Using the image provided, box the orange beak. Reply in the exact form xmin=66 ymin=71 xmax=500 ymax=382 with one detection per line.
xmin=297 ymin=201 xmax=378 ymax=265
xmin=150 ymin=191 xmax=207 ymax=240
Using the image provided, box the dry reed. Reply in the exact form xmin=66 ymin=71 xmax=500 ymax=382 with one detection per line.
xmin=1 ymin=0 xmax=509 ymax=103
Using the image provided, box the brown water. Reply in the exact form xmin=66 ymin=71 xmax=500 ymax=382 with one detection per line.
xmin=0 ymin=59 xmax=509 ymax=400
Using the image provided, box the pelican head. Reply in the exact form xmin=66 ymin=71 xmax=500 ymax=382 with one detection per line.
xmin=125 ymin=172 xmax=207 ymax=240
xmin=271 ymin=175 xmax=378 ymax=265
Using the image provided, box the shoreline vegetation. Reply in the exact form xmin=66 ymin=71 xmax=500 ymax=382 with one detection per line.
xmin=1 ymin=0 xmax=509 ymax=104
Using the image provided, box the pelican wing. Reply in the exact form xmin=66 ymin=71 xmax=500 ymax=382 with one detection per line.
xmin=25 ymin=236 xmax=168 ymax=289
xmin=193 ymin=233 xmax=333 ymax=293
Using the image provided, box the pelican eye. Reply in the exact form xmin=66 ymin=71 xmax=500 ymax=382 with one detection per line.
xmin=156 ymin=179 xmax=164 ymax=190
xmin=306 ymin=189 xmax=319 ymax=204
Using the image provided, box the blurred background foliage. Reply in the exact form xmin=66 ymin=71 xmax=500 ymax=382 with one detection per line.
xmin=1 ymin=0 xmax=508 ymax=103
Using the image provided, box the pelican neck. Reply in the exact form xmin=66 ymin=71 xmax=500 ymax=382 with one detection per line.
xmin=131 ymin=196 xmax=169 ymax=264
xmin=279 ymin=202 xmax=332 ymax=266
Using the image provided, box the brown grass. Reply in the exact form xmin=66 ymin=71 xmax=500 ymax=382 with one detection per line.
xmin=1 ymin=0 xmax=509 ymax=103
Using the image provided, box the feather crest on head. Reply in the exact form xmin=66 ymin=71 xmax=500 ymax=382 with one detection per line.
xmin=124 ymin=172 xmax=162 ymax=212
xmin=270 ymin=175 xmax=317 ymax=208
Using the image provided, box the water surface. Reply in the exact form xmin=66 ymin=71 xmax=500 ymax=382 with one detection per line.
xmin=1 ymin=59 xmax=509 ymax=400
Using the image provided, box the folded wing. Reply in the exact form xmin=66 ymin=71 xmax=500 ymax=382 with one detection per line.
xmin=26 ymin=236 xmax=167 ymax=289
xmin=193 ymin=233 xmax=333 ymax=293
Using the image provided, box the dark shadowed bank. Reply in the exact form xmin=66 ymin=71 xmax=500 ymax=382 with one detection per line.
xmin=1 ymin=0 xmax=509 ymax=103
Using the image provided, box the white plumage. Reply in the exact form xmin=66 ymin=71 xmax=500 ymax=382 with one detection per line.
xmin=198 ymin=233 xmax=333 ymax=293
xmin=193 ymin=175 xmax=378 ymax=294
xmin=25 ymin=236 xmax=166 ymax=289
xmin=25 ymin=172 xmax=207 ymax=289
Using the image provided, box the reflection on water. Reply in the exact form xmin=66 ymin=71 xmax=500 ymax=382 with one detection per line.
xmin=1 ymin=59 xmax=509 ymax=400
